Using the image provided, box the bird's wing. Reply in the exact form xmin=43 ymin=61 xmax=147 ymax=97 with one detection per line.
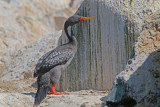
xmin=34 ymin=50 xmax=54 ymax=73
xmin=34 ymin=49 xmax=73 ymax=77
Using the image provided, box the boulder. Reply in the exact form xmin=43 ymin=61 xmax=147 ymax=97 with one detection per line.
xmin=0 ymin=0 xmax=81 ymax=56
xmin=103 ymin=12 xmax=160 ymax=107
xmin=0 ymin=31 xmax=61 ymax=80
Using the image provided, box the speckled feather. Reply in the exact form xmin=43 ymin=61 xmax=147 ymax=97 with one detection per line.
xmin=34 ymin=15 xmax=79 ymax=105
xmin=34 ymin=49 xmax=73 ymax=77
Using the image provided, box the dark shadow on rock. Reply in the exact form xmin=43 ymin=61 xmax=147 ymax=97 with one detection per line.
xmin=101 ymin=49 xmax=160 ymax=107
xmin=31 ymin=81 xmax=37 ymax=88
xmin=69 ymin=0 xmax=75 ymax=7
xmin=22 ymin=92 xmax=36 ymax=98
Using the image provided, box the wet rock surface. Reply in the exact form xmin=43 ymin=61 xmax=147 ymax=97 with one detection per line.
xmin=59 ymin=0 xmax=160 ymax=92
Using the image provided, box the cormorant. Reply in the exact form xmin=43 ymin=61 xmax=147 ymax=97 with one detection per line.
xmin=34 ymin=15 xmax=96 ymax=105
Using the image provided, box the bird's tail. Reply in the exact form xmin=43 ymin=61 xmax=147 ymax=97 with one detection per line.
xmin=34 ymin=85 xmax=52 ymax=106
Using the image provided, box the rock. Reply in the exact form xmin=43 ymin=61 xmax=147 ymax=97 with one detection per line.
xmin=0 ymin=0 xmax=82 ymax=77
xmin=1 ymin=0 xmax=160 ymax=92
xmin=0 ymin=79 xmax=107 ymax=107
xmin=0 ymin=0 xmax=159 ymax=106
xmin=0 ymin=0 xmax=81 ymax=56
xmin=59 ymin=0 xmax=160 ymax=91
xmin=105 ymin=50 xmax=160 ymax=106
xmin=54 ymin=16 xmax=67 ymax=31
xmin=0 ymin=93 xmax=34 ymax=107
xmin=0 ymin=31 xmax=61 ymax=81
xmin=0 ymin=90 xmax=107 ymax=107
xmin=104 ymin=12 xmax=160 ymax=107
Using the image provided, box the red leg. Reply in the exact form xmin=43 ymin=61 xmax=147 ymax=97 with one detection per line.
xmin=48 ymin=85 xmax=69 ymax=95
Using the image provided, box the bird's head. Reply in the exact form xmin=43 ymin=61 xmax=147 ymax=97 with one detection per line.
xmin=64 ymin=15 xmax=96 ymax=27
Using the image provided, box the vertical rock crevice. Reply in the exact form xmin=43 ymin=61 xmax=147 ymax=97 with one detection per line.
xmin=60 ymin=1 xmax=160 ymax=106
xmin=103 ymin=10 xmax=160 ymax=107
xmin=59 ymin=0 xmax=137 ymax=91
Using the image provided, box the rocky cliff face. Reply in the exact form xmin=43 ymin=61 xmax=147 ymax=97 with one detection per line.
xmin=59 ymin=0 xmax=160 ymax=92
xmin=61 ymin=0 xmax=160 ymax=106
xmin=60 ymin=0 xmax=136 ymax=91
xmin=103 ymin=13 xmax=160 ymax=106
xmin=0 ymin=0 xmax=80 ymax=53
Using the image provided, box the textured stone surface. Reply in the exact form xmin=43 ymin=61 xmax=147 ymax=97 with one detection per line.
xmin=0 ymin=0 xmax=81 ymax=74
xmin=0 ymin=31 xmax=61 ymax=80
xmin=0 ymin=79 xmax=107 ymax=107
xmin=59 ymin=0 xmax=160 ymax=91
xmin=60 ymin=0 xmax=135 ymax=91
xmin=0 ymin=0 xmax=159 ymax=106
xmin=1 ymin=0 xmax=160 ymax=91
xmin=0 ymin=93 xmax=34 ymax=107
xmin=0 ymin=90 xmax=107 ymax=107
xmin=104 ymin=12 xmax=160 ymax=107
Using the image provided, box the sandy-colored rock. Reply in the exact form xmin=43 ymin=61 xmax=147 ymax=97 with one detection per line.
xmin=0 ymin=31 xmax=62 ymax=81
xmin=0 ymin=0 xmax=81 ymax=56
xmin=0 ymin=91 xmax=106 ymax=107
xmin=54 ymin=16 xmax=67 ymax=31
xmin=0 ymin=78 xmax=107 ymax=107
xmin=104 ymin=12 xmax=160 ymax=107
xmin=0 ymin=79 xmax=36 ymax=93
xmin=0 ymin=93 xmax=34 ymax=107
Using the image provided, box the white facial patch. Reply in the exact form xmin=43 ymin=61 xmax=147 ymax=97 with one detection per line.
xmin=67 ymin=26 xmax=72 ymax=36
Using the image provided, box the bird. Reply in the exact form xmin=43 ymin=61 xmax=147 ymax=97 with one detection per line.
xmin=33 ymin=15 xmax=96 ymax=106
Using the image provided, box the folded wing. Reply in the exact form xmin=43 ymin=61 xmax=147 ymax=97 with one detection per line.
xmin=34 ymin=49 xmax=73 ymax=77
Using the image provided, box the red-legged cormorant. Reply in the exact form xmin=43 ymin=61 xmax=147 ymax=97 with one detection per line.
xmin=34 ymin=15 xmax=96 ymax=105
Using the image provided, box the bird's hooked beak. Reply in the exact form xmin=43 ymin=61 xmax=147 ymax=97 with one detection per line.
xmin=80 ymin=16 xmax=96 ymax=22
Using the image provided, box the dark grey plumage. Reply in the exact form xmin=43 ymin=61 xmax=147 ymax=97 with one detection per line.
xmin=34 ymin=48 xmax=74 ymax=77
xmin=34 ymin=15 xmax=80 ymax=106
xmin=34 ymin=15 xmax=95 ymax=105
